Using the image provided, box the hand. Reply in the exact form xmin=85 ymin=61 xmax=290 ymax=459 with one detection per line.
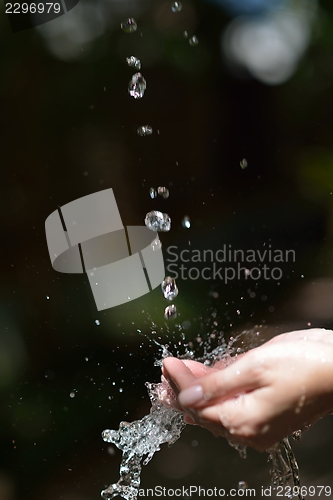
xmin=160 ymin=329 xmax=333 ymax=451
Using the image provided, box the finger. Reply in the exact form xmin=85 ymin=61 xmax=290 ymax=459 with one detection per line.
xmin=195 ymin=389 xmax=287 ymax=451
xmin=158 ymin=375 xmax=183 ymax=410
xmin=182 ymin=359 xmax=216 ymax=377
xmin=162 ymin=357 xmax=197 ymax=395
xmin=178 ymin=356 xmax=265 ymax=409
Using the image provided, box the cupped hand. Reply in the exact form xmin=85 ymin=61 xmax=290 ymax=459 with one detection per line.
xmin=160 ymin=329 xmax=333 ymax=451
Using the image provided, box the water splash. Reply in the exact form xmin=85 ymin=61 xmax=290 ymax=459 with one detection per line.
xmin=101 ymin=382 xmax=185 ymax=500
xmin=101 ymin=333 xmax=235 ymax=500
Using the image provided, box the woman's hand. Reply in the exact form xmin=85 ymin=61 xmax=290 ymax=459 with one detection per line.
xmin=160 ymin=329 xmax=333 ymax=451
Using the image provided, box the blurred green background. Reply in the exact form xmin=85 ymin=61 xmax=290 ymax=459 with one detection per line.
xmin=1 ymin=0 xmax=333 ymax=498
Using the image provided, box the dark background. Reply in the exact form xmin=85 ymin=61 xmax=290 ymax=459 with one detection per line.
xmin=1 ymin=0 xmax=333 ymax=499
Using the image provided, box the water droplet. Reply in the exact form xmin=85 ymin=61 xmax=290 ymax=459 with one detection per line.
xmin=128 ymin=73 xmax=146 ymax=99
xmin=292 ymin=430 xmax=302 ymax=442
xmin=182 ymin=320 xmax=191 ymax=330
xmin=137 ymin=125 xmax=153 ymax=136
xmin=121 ymin=18 xmax=137 ymax=34
xmin=189 ymin=35 xmax=199 ymax=46
xmin=95 ymin=320 xmax=100 ymax=326
xmin=46 ymin=295 xmax=50 ymax=300
xmin=240 ymin=158 xmax=248 ymax=169
xmin=119 ymin=388 xmax=123 ymax=393
xmin=145 ymin=211 xmax=171 ymax=232
xmin=149 ymin=187 xmax=157 ymax=199
xmin=161 ymin=277 xmax=179 ymax=301
xmin=182 ymin=216 xmax=191 ymax=228
xmin=238 ymin=481 xmax=249 ymax=490
xmin=69 ymin=391 xmax=76 ymax=398
xmin=171 ymin=1 xmax=182 ymax=12
xmin=183 ymin=31 xmax=188 ymax=38
xmin=151 ymin=237 xmax=162 ymax=251
xmin=126 ymin=56 xmax=141 ymax=70
xmin=157 ymin=186 xmax=169 ymax=199
xmin=164 ymin=304 xmax=177 ymax=320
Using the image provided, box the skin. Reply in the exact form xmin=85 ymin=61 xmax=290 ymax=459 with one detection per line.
xmin=160 ymin=329 xmax=333 ymax=452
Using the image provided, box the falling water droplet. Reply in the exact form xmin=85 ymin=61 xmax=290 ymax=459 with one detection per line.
xmin=149 ymin=187 xmax=157 ymax=199
xmin=161 ymin=277 xmax=179 ymax=301
xmin=240 ymin=158 xmax=248 ymax=169
xmin=46 ymin=295 xmax=50 ymax=300
xmin=164 ymin=304 xmax=177 ymax=320
xmin=137 ymin=125 xmax=153 ymax=136
xmin=126 ymin=56 xmax=141 ymax=70
xmin=171 ymin=1 xmax=182 ymax=12
xmin=95 ymin=320 xmax=100 ymax=326
xmin=128 ymin=73 xmax=146 ymax=99
xmin=151 ymin=237 xmax=162 ymax=251
xmin=145 ymin=211 xmax=171 ymax=232
xmin=157 ymin=186 xmax=169 ymax=199
xmin=189 ymin=35 xmax=199 ymax=46
xmin=70 ymin=391 xmax=76 ymax=398
xmin=182 ymin=216 xmax=191 ymax=228
xmin=121 ymin=18 xmax=137 ymax=34
xmin=183 ymin=31 xmax=188 ymax=38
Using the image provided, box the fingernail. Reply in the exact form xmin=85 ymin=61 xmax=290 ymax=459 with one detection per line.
xmin=179 ymin=385 xmax=203 ymax=407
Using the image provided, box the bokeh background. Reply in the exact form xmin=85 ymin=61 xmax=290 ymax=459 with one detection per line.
xmin=1 ymin=0 xmax=333 ymax=498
